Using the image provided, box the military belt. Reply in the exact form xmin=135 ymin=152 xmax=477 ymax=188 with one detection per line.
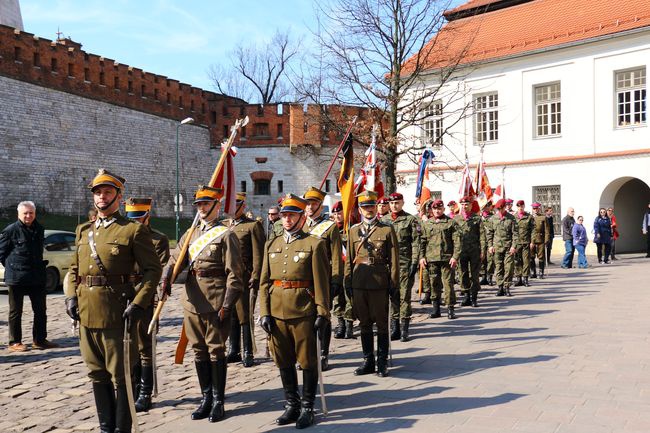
xmin=191 ymin=269 xmax=225 ymax=278
xmin=273 ymin=280 xmax=313 ymax=289
xmin=353 ymin=256 xmax=386 ymax=265
xmin=80 ymin=274 xmax=139 ymax=286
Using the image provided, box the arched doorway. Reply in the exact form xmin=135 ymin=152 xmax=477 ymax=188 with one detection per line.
xmin=600 ymin=177 xmax=650 ymax=253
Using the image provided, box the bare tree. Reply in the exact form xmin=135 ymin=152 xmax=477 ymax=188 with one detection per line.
xmin=298 ymin=0 xmax=477 ymax=192
xmin=209 ymin=30 xmax=299 ymax=104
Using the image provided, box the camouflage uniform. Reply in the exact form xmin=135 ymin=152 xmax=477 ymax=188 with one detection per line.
xmin=486 ymin=211 xmax=519 ymax=295
xmin=480 ymin=210 xmax=495 ymax=285
xmin=454 ymin=212 xmax=484 ymax=307
xmin=531 ymin=213 xmax=551 ymax=278
xmin=514 ymin=211 xmax=534 ymax=285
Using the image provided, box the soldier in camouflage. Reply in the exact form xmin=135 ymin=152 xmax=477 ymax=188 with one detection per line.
xmin=486 ymin=199 xmax=519 ymax=297
xmin=480 ymin=202 xmax=495 ymax=286
xmin=530 ymin=202 xmax=551 ymax=279
xmin=513 ymin=200 xmax=534 ymax=287
xmin=454 ymin=196 xmax=484 ymax=308
xmin=382 ymin=192 xmax=420 ymax=342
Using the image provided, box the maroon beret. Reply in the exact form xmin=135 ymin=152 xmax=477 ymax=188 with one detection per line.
xmin=516 ymin=200 xmax=525 ymax=206
xmin=331 ymin=201 xmax=343 ymax=212
xmin=532 ymin=202 xmax=541 ymax=208
xmin=459 ymin=196 xmax=472 ymax=204
xmin=377 ymin=197 xmax=389 ymax=205
xmin=388 ymin=192 xmax=403 ymax=201
xmin=447 ymin=200 xmax=457 ymax=206
xmin=493 ymin=199 xmax=506 ymax=209
xmin=431 ymin=199 xmax=444 ymax=208
xmin=505 ymin=198 xmax=513 ymax=204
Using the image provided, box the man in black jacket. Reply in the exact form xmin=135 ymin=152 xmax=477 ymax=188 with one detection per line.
xmin=561 ymin=208 xmax=576 ymax=268
xmin=0 ymin=201 xmax=58 ymax=352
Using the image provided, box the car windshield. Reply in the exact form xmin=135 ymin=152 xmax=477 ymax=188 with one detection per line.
xmin=45 ymin=233 xmax=76 ymax=252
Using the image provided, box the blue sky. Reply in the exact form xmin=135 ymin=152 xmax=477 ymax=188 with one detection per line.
xmin=20 ymin=0 xmax=463 ymax=92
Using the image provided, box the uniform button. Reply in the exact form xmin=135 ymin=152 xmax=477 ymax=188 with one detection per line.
xmin=89 ymin=265 xmax=93 ymax=269
xmin=282 ymin=270 xmax=286 ymax=273
xmin=283 ymin=262 xmax=287 ymax=265
xmin=284 ymin=255 xmax=288 ymax=258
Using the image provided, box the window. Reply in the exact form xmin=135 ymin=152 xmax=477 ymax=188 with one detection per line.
xmin=84 ymin=68 xmax=90 ymax=82
xmin=99 ymin=71 xmax=105 ymax=86
xmin=422 ymin=100 xmax=443 ymax=145
xmin=223 ymin=125 xmax=229 ymax=138
xmin=154 ymin=88 xmax=159 ymax=101
xmin=33 ymin=52 xmax=40 ymax=67
xmin=474 ymin=93 xmax=499 ymax=144
xmin=240 ymin=181 xmax=247 ymax=192
xmin=277 ymin=124 xmax=283 ymax=138
xmin=430 ymin=191 xmax=442 ymax=201
xmin=44 ymin=233 xmax=75 ymax=251
xmin=325 ymin=179 xmax=331 ymax=193
xmin=535 ymin=82 xmax=561 ymax=137
xmin=68 ymin=63 xmax=74 ymax=77
xmin=277 ymin=180 xmax=283 ymax=193
xmin=128 ymin=80 xmax=133 ymax=93
xmin=51 ymin=58 xmax=58 ymax=73
xmin=254 ymin=123 xmax=269 ymax=137
xmin=141 ymin=84 xmax=146 ymax=97
xmin=211 ymin=111 xmax=217 ymax=124
xmin=532 ymin=184 xmax=561 ymax=235
xmin=254 ymin=179 xmax=271 ymax=195
xmin=14 ymin=46 xmax=21 ymax=61
xmin=114 ymin=76 xmax=120 ymax=89
xmin=615 ymin=67 xmax=646 ymax=127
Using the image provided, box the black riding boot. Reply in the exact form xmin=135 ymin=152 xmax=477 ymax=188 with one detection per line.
xmin=539 ymin=263 xmax=545 ymax=279
xmin=276 ymin=367 xmax=301 ymax=425
xmin=514 ymin=276 xmax=523 ymax=287
xmin=479 ymin=275 xmax=488 ymax=285
xmin=524 ymin=276 xmax=530 ymax=287
xmin=447 ymin=305 xmax=456 ymax=320
xmin=376 ymin=333 xmax=389 ymax=377
xmin=400 ymin=319 xmax=410 ymax=342
xmin=471 ymin=292 xmax=479 ymax=307
xmin=296 ymin=369 xmax=318 ymax=429
xmin=134 ymin=365 xmax=153 ymax=412
xmin=132 ymin=362 xmax=142 ymax=398
xmin=92 ymin=382 xmax=115 ymax=433
xmin=430 ymin=299 xmax=441 ymax=318
xmin=208 ymin=360 xmax=227 ymax=422
xmin=488 ymin=274 xmax=494 ymax=286
xmin=390 ymin=318 xmax=401 ymax=341
xmin=344 ymin=320 xmax=355 ymax=339
xmin=114 ymin=383 xmax=132 ymax=433
xmin=531 ymin=261 xmax=537 ymax=278
xmin=241 ymin=323 xmax=255 ymax=368
xmin=334 ymin=317 xmax=345 ymax=339
xmin=320 ymin=320 xmax=332 ymax=371
xmin=354 ymin=332 xmax=375 ymax=375
xmin=191 ymin=361 xmax=213 ymax=420
xmin=496 ymin=285 xmax=505 ymax=296
xmin=505 ymin=286 xmax=513 ymax=297
xmin=419 ymin=292 xmax=432 ymax=304
xmin=461 ymin=292 xmax=472 ymax=306
xmin=226 ymin=318 xmax=242 ymax=363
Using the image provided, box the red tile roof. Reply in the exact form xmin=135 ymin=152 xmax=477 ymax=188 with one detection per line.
xmin=405 ymin=0 xmax=650 ymax=72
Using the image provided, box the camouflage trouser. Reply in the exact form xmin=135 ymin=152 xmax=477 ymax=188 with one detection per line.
xmin=391 ymin=261 xmax=414 ymax=320
xmin=457 ymin=252 xmax=481 ymax=296
xmin=493 ymin=250 xmax=515 ymax=288
xmin=420 ymin=265 xmax=431 ymax=296
xmin=514 ymin=244 xmax=531 ymax=277
xmin=332 ymin=289 xmax=355 ymax=321
xmin=426 ymin=261 xmax=456 ymax=306
xmin=530 ymin=242 xmax=546 ymax=273
xmin=481 ymin=248 xmax=495 ymax=277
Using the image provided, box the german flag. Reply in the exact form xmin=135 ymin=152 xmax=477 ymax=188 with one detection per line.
xmin=337 ymin=134 xmax=355 ymax=232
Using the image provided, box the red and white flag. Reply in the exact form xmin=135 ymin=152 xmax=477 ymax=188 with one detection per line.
xmin=474 ymin=158 xmax=493 ymax=209
xmin=458 ymin=161 xmax=476 ymax=199
xmin=212 ymin=145 xmax=238 ymax=215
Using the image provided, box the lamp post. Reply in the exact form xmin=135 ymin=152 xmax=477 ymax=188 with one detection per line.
xmin=175 ymin=117 xmax=194 ymax=241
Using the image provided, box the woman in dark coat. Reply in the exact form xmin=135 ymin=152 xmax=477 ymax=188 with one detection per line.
xmin=593 ymin=208 xmax=613 ymax=264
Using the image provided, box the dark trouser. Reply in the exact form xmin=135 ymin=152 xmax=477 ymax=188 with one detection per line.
xmin=135 ymin=295 xmax=155 ymax=366
xmin=646 ymin=231 xmax=650 ymax=256
xmin=596 ymin=242 xmax=611 ymax=262
xmin=546 ymin=242 xmax=553 ymax=263
xmin=562 ymin=240 xmax=575 ymax=268
xmin=8 ymin=285 xmax=47 ymax=345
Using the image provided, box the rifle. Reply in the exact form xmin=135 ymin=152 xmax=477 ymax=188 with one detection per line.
xmin=147 ymin=116 xmax=249 ymax=364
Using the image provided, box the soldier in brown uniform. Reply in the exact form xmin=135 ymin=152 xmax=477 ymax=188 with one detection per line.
xmin=225 ymin=192 xmax=265 ymax=368
xmin=124 ymin=198 xmax=170 ymax=413
xmin=64 ymin=170 xmax=162 ymax=433
xmin=419 ymin=199 xmax=460 ymax=319
xmin=160 ymin=185 xmax=243 ymax=423
xmin=530 ymin=202 xmax=551 ymax=279
xmin=303 ymin=186 xmax=343 ymax=370
xmin=259 ymin=194 xmax=330 ymax=429
xmin=330 ymin=201 xmax=355 ymax=339
xmin=345 ymin=191 xmax=399 ymax=377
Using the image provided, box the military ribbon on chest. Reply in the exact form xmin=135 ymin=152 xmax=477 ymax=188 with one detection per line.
xmin=309 ymin=219 xmax=335 ymax=239
xmin=188 ymin=225 xmax=228 ymax=263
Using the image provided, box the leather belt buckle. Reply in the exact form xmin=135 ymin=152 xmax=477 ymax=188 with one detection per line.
xmin=367 ymin=256 xmax=375 ymax=265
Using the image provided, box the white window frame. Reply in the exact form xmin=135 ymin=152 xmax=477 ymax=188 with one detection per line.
xmin=422 ymin=100 xmax=443 ymax=145
xmin=534 ymin=82 xmax=561 ymax=138
xmin=615 ymin=67 xmax=646 ymax=128
xmin=473 ymin=92 xmax=499 ymax=145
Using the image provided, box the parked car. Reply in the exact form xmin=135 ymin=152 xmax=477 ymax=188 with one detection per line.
xmin=0 ymin=230 xmax=76 ymax=293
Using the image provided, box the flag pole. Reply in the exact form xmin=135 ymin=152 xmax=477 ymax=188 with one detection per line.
xmin=318 ymin=116 xmax=358 ymax=189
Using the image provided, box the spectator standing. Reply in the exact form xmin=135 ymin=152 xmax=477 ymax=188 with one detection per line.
xmin=561 ymin=208 xmax=576 ymax=268
xmin=572 ymin=216 xmax=589 ymax=268
xmin=593 ymin=208 xmax=613 ymax=264
xmin=607 ymin=208 xmax=619 ymax=260
xmin=0 ymin=201 xmax=58 ymax=352
xmin=643 ymin=202 xmax=650 ymax=258
xmin=87 ymin=208 xmax=98 ymax=222
xmin=266 ymin=205 xmax=281 ymax=239
xmin=545 ymin=207 xmax=555 ymax=264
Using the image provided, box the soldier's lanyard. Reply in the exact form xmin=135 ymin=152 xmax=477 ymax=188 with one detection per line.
xmin=87 ymin=230 xmax=114 ymax=293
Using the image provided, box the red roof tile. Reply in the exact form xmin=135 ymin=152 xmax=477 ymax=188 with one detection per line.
xmin=405 ymin=0 xmax=650 ymax=72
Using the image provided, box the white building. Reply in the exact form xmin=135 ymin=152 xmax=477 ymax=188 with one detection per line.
xmin=398 ymin=0 xmax=650 ymax=253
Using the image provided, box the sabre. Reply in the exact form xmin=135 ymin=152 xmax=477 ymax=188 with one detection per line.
xmin=123 ymin=315 xmax=140 ymax=433
xmin=151 ymin=319 xmax=158 ymax=397
xmin=315 ymin=329 xmax=328 ymax=415
xmin=249 ymin=289 xmax=257 ymax=355
xmin=387 ymin=297 xmax=393 ymax=367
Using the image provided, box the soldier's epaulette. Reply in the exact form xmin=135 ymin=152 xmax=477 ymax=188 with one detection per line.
xmin=350 ymin=222 xmax=364 ymax=229
xmin=151 ymin=228 xmax=167 ymax=237
xmin=76 ymin=221 xmax=93 ymax=233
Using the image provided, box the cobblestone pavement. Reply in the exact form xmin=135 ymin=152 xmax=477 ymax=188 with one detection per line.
xmin=1 ymin=254 xmax=649 ymax=433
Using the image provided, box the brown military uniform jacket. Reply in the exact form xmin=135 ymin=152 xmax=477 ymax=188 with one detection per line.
xmin=66 ymin=212 xmax=163 ymax=329
xmin=344 ymin=220 xmax=399 ymax=291
xmin=228 ymin=216 xmax=265 ymax=285
xmin=515 ymin=212 xmax=535 ymax=245
xmin=532 ymin=214 xmax=551 ymax=245
xmin=166 ymin=219 xmax=244 ymax=315
xmin=305 ymin=215 xmax=343 ymax=286
xmin=259 ymin=230 xmax=330 ymax=319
